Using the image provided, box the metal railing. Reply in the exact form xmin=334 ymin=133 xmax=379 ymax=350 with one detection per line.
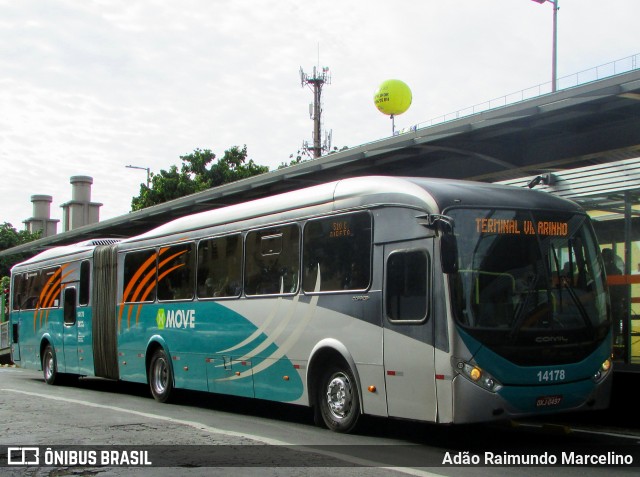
xmin=411 ymin=53 xmax=640 ymax=131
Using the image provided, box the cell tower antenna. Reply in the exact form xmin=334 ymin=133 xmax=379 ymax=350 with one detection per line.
xmin=300 ymin=60 xmax=331 ymax=159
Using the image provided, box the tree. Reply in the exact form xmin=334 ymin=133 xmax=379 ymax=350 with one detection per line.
xmin=0 ymin=223 xmax=41 ymax=278
xmin=278 ymin=145 xmax=350 ymax=170
xmin=131 ymin=146 xmax=269 ymax=211
xmin=1 ymin=276 xmax=9 ymax=322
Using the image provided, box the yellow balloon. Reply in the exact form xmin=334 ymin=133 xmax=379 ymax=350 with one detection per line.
xmin=373 ymin=79 xmax=412 ymax=116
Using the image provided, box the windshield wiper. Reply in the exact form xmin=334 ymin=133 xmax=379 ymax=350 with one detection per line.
xmin=509 ymin=273 xmax=541 ymax=341
xmin=559 ymin=275 xmax=594 ymax=331
xmin=553 ymin=240 xmax=593 ymax=331
xmin=550 ymin=240 xmax=593 ymax=328
xmin=550 ymin=244 xmax=563 ymax=310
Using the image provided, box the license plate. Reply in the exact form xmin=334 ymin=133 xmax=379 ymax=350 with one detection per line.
xmin=536 ymin=395 xmax=563 ymax=407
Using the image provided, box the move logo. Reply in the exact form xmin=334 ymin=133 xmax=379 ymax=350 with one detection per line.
xmin=156 ymin=308 xmax=196 ymax=330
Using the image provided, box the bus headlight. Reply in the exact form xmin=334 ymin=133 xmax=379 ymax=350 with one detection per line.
xmin=592 ymin=358 xmax=612 ymax=383
xmin=454 ymin=359 xmax=503 ymax=392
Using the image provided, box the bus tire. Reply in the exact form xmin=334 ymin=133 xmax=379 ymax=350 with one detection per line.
xmin=316 ymin=364 xmax=360 ymax=433
xmin=42 ymin=345 xmax=58 ymax=385
xmin=148 ymin=348 xmax=174 ymax=403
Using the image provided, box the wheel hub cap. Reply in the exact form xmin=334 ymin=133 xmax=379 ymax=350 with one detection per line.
xmin=326 ymin=373 xmax=352 ymax=419
xmin=153 ymin=358 xmax=168 ymax=393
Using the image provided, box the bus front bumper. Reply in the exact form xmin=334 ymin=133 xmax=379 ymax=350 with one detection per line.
xmin=451 ymin=371 xmax=613 ymax=424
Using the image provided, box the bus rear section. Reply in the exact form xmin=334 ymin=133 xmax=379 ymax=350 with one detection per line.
xmin=10 ymin=259 xmax=93 ymax=380
xmin=445 ymin=207 xmax=612 ymax=423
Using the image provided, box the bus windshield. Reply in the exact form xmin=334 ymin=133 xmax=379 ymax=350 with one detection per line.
xmin=448 ymin=208 xmax=610 ymax=365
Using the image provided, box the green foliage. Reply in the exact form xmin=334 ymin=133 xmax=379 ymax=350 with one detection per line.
xmin=131 ymin=146 xmax=269 ymax=211
xmin=0 ymin=223 xmax=41 ymax=278
xmin=1 ymin=276 xmax=8 ymax=322
xmin=278 ymin=145 xmax=349 ymax=170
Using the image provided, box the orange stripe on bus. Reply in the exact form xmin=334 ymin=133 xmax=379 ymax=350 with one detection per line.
xmin=41 ymin=267 xmax=73 ymax=310
xmin=33 ymin=266 xmax=67 ymax=331
xmin=41 ymin=268 xmax=74 ymax=327
xmin=134 ymin=279 xmax=159 ymax=325
xmin=34 ymin=267 xmax=63 ymax=331
xmin=118 ymin=248 xmax=183 ymax=331
xmin=133 ymin=260 xmax=187 ymax=325
xmin=126 ymin=268 xmax=157 ymax=328
xmin=121 ymin=254 xmax=158 ymax=303
xmin=42 ymin=268 xmax=73 ymax=310
xmin=159 ymin=250 xmax=187 ymax=269
xmin=118 ymin=252 xmax=161 ymax=331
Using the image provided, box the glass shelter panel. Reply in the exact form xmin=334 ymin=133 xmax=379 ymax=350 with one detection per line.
xmin=585 ymin=190 xmax=640 ymax=366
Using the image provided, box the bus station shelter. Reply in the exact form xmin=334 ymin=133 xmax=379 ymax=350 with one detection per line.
xmin=2 ymin=65 xmax=640 ymax=370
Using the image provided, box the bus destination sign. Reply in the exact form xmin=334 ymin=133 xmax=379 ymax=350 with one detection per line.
xmin=475 ymin=218 xmax=568 ymax=237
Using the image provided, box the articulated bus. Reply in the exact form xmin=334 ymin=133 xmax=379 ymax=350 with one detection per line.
xmin=9 ymin=176 xmax=613 ymax=432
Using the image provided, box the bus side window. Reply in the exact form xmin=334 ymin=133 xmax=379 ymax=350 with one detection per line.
xmin=20 ymin=271 xmax=42 ymax=310
xmin=386 ymin=250 xmax=430 ymax=322
xmin=157 ymin=243 xmax=195 ymax=302
xmin=123 ymin=250 xmax=157 ymax=303
xmin=21 ymin=267 xmax=61 ymax=310
xmin=245 ymin=225 xmax=300 ymax=296
xmin=303 ymin=212 xmax=372 ymax=293
xmin=197 ymin=235 xmax=242 ymax=299
xmin=79 ymin=260 xmax=90 ymax=306
xmin=64 ymin=287 xmax=77 ymax=325
xmin=41 ymin=267 xmax=62 ymax=309
xmin=12 ymin=273 xmax=23 ymax=311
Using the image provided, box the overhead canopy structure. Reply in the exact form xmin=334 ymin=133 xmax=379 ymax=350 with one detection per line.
xmin=3 ymin=68 xmax=640 ymax=258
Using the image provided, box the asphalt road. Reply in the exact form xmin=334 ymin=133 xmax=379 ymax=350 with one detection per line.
xmin=1 ymin=366 xmax=639 ymax=476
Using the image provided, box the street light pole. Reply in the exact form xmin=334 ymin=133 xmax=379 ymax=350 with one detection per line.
xmin=125 ymin=164 xmax=151 ymax=188
xmin=551 ymin=0 xmax=558 ymax=92
xmin=532 ymin=0 xmax=558 ymax=92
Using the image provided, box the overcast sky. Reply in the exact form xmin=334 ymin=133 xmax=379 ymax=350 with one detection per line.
xmin=1 ymin=0 xmax=639 ymax=231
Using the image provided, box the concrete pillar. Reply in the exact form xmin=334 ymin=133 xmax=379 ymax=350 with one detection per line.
xmin=23 ymin=194 xmax=59 ymax=237
xmin=71 ymin=175 xmax=93 ymax=202
xmin=60 ymin=176 xmax=103 ymax=232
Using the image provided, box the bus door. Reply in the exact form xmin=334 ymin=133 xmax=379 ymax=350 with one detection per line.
xmin=383 ymin=240 xmax=437 ymax=421
xmin=62 ymin=285 xmax=79 ymax=374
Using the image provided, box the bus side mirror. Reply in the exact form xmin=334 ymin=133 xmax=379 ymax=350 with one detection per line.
xmin=441 ymin=234 xmax=458 ymax=274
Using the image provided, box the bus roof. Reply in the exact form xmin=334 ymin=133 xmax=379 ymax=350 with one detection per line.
xmin=11 ymin=239 xmax=121 ymax=271
xmin=123 ymin=176 xmax=582 ymax=243
xmin=410 ymin=176 xmax=582 ymax=212
xmin=12 ymin=176 xmax=583 ymax=269
xmin=120 ymin=176 xmax=437 ymax=243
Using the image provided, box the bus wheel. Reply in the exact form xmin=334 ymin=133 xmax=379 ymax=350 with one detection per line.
xmin=42 ymin=345 xmax=58 ymax=385
xmin=317 ymin=365 xmax=360 ymax=433
xmin=149 ymin=348 xmax=174 ymax=403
